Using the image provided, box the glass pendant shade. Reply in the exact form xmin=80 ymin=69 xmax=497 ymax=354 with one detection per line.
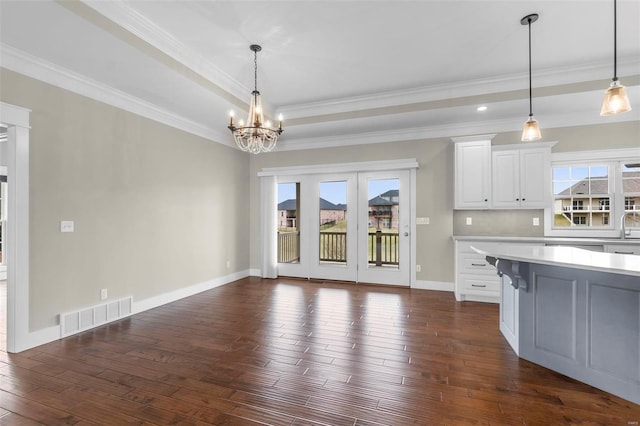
xmin=521 ymin=116 xmax=541 ymax=141
xmin=600 ymin=80 xmax=632 ymax=116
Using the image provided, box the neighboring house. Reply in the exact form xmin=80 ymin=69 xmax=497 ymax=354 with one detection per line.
xmin=278 ymin=198 xmax=347 ymax=228
xmin=554 ymin=171 xmax=640 ymax=226
xmin=368 ymin=195 xmax=399 ymax=229
xmin=378 ymin=189 xmax=399 ymax=204
xmin=277 ymin=199 xmax=298 ymax=228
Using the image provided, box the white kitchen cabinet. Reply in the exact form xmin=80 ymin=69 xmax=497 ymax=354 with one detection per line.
xmin=603 ymin=244 xmax=640 ymax=255
xmin=454 ymin=240 xmax=500 ymax=302
xmin=491 ymin=145 xmax=551 ymax=209
xmin=453 ymin=135 xmax=493 ymax=209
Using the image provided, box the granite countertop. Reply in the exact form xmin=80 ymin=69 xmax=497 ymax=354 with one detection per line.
xmin=470 ymin=244 xmax=640 ymax=276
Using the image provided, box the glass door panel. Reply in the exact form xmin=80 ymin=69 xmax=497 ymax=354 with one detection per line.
xmin=277 ymin=179 xmax=308 ymax=278
xmin=319 ymin=181 xmax=348 ymax=265
xmin=310 ymin=175 xmax=357 ymax=281
xmin=358 ymin=171 xmax=410 ymax=286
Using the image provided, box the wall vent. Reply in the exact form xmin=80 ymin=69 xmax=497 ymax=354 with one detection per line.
xmin=60 ymin=296 xmax=133 ymax=338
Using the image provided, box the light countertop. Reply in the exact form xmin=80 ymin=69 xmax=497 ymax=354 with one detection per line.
xmin=470 ymin=244 xmax=640 ymax=277
xmin=453 ymin=235 xmax=640 ymax=246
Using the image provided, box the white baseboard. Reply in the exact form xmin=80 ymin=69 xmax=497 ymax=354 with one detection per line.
xmin=249 ymin=268 xmax=262 ymax=277
xmin=11 ymin=270 xmax=251 ymax=353
xmin=133 ymin=269 xmax=250 ymax=314
xmin=412 ymin=280 xmax=454 ymax=292
xmin=14 ymin=325 xmax=61 ymax=353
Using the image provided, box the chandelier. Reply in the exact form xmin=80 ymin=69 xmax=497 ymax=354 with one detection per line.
xmin=228 ymin=44 xmax=283 ymax=154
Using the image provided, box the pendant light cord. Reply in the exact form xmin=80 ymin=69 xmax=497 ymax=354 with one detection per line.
xmin=528 ymin=17 xmax=533 ymax=118
xmin=613 ymin=0 xmax=618 ymax=81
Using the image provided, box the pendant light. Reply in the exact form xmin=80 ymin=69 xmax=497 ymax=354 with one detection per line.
xmin=521 ymin=13 xmax=541 ymax=142
xmin=228 ymin=44 xmax=283 ymax=154
xmin=600 ymin=0 xmax=632 ymax=116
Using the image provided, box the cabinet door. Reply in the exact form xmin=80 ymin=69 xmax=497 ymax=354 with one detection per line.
xmin=492 ymin=150 xmax=520 ymax=208
xmin=519 ymin=149 xmax=548 ymax=208
xmin=455 ymin=141 xmax=491 ymax=209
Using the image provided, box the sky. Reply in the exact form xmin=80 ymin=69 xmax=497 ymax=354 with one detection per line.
xmin=278 ymin=178 xmax=399 ymax=204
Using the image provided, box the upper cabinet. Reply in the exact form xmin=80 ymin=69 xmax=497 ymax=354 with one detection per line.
xmin=492 ymin=146 xmax=552 ymax=209
xmin=453 ymin=136 xmax=555 ymax=210
xmin=453 ymin=135 xmax=493 ymax=209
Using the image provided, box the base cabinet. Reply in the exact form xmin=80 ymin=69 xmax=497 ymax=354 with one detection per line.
xmin=518 ymin=263 xmax=640 ymax=405
xmin=454 ymin=241 xmax=500 ymax=302
xmin=500 ymin=275 xmax=519 ymax=355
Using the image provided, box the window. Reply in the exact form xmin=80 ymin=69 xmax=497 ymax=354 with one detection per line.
xmin=547 ymin=150 xmax=640 ymax=238
xmin=552 ymin=165 xmax=610 ymax=229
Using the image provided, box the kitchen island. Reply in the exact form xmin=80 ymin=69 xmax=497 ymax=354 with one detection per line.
xmin=471 ymin=244 xmax=640 ymax=405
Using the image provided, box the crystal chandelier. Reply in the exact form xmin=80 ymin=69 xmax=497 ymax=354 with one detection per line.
xmin=228 ymin=44 xmax=283 ymax=154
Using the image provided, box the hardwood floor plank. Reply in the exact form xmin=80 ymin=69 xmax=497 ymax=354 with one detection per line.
xmin=0 ymin=389 xmax=82 ymax=425
xmin=1 ymin=277 xmax=637 ymax=425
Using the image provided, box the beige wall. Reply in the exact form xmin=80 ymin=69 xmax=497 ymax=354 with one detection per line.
xmin=249 ymin=138 xmax=455 ymax=284
xmin=1 ymin=69 xmax=250 ymax=331
xmin=250 ymin=121 xmax=639 ymax=284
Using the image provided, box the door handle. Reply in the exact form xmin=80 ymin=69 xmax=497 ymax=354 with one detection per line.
xmin=404 ymin=232 xmax=409 ymax=236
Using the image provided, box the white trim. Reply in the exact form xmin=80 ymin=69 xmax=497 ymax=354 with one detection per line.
xmin=412 ymin=280 xmax=454 ymax=292
xmin=0 ymin=102 xmax=30 ymax=353
xmin=492 ymin=141 xmax=558 ymax=151
xmin=133 ymin=270 xmax=249 ymax=314
xmin=552 ymin=147 xmax=640 ymax=163
xmin=0 ymin=44 xmax=233 ymax=148
xmin=81 ymin=0 xmax=250 ymax=105
xmin=0 ymin=102 xmax=31 ymax=128
xmin=279 ymin=59 xmax=640 ymax=120
xmin=451 ymin=134 xmax=497 ymax=143
xmin=259 ymin=158 xmax=419 ymax=177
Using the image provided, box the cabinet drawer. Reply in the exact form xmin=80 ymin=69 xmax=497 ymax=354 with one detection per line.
xmin=459 ymin=276 xmax=500 ymax=294
xmin=460 ymin=254 xmax=498 ymax=275
xmin=604 ymin=244 xmax=640 ymax=255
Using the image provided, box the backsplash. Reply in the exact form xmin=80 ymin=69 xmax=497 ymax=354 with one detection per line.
xmin=453 ymin=210 xmax=545 ymax=237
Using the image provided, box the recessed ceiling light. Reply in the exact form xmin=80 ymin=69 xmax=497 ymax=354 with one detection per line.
xmin=477 ymin=106 xmax=488 ymax=112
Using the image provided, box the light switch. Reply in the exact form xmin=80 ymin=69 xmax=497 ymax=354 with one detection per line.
xmin=532 ymin=217 xmax=540 ymax=226
xmin=466 ymin=217 xmax=473 ymax=226
xmin=416 ymin=217 xmax=430 ymax=225
xmin=60 ymin=221 xmax=74 ymax=233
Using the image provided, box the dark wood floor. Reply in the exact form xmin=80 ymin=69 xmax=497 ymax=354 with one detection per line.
xmin=1 ymin=277 xmax=638 ymax=425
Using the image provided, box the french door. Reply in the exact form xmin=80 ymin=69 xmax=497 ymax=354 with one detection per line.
xmin=276 ymin=169 xmax=411 ymax=286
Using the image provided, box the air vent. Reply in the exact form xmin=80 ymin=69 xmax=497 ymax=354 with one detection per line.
xmin=60 ymin=296 xmax=133 ymax=338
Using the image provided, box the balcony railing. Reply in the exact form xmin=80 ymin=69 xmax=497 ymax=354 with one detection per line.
xmin=277 ymin=230 xmax=400 ymax=266
xmin=278 ymin=231 xmax=300 ymax=263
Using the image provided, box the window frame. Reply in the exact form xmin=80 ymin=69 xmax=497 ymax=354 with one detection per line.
xmin=545 ymin=148 xmax=640 ymax=238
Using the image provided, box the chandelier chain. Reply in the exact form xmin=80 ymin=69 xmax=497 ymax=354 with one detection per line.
xmin=254 ymin=48 xmax=258 ymax=92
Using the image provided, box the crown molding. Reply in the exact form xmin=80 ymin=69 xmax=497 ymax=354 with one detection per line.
xmin=278 ymin=59 xmax=640 ymax=120
xmin=1 ymin=44 xmax=233 ymax=148
xmin=80 ymin=0 xmax=249 ymax=104
xmin=277 ymin=110 xmax=638 ymax=152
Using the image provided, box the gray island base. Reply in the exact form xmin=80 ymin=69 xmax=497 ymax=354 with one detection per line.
xmin=471 ymin=244 xmax=640 ymax=405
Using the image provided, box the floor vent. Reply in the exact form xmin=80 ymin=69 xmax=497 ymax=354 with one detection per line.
xmin=60 ymin=296 xmax=133 ymax=338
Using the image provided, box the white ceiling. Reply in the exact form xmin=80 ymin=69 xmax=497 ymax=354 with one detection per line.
xmin=1 ymin=0 xmax=639 ymax=151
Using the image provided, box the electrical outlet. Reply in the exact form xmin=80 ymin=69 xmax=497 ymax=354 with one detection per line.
xmin=532 ymin=217 xmax=540 ymax=226
xmin=60 ymin=220 xmax=74 ymax=233
xmin=226 ymin=260 xmax=231 ymax=269
xmin=416 ymin=264 xmax=421 ymax=272
xmin=100 ymin=288 xmax=108 ymax=300
xmin=466 ymin=217 xmax=473 ymax=226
